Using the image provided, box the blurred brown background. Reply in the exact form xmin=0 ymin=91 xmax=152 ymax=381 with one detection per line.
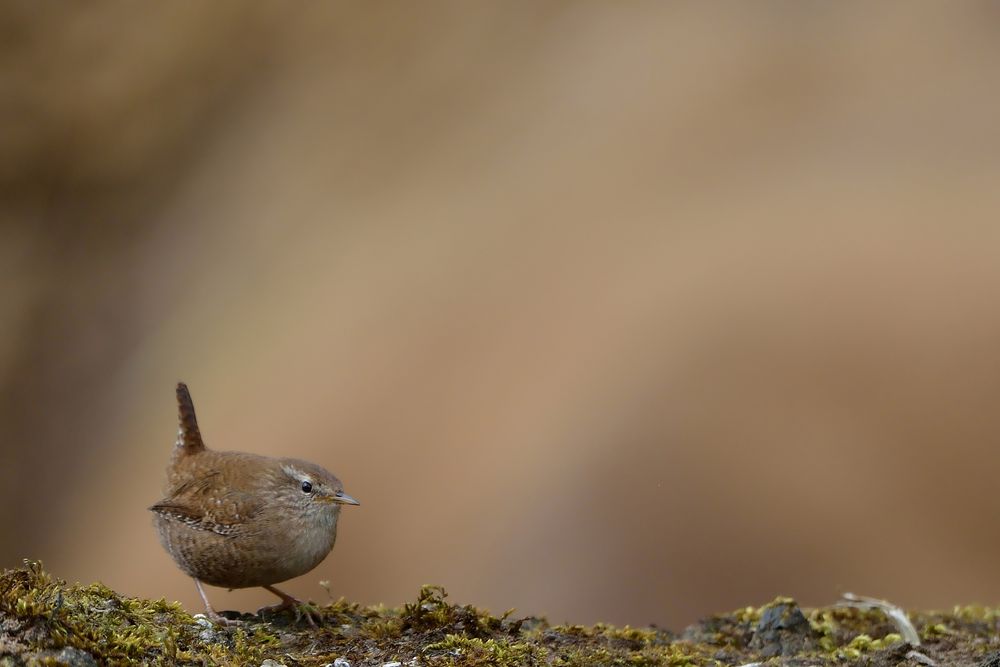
xmin=4 ymin=1 xmax=1000 ymax=630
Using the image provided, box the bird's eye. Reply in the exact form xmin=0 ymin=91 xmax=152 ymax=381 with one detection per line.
xmin=301 ymin=481 xmax=313 ymax=493
xmin=335 ymin=490 xmax=343 ymax=497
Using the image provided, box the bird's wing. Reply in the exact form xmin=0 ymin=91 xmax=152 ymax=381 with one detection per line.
xmin=150 ymin=472 xmax=265 ymax=537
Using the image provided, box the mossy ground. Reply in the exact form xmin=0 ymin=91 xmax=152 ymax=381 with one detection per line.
xmin=2 ymin=562 xmax=999 ymax=666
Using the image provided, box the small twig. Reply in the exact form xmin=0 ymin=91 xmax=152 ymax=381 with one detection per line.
xmin=905 ymin=649 xmax=937 ymax=666
xmin=836 ymin=592 xmax=921 ymax=647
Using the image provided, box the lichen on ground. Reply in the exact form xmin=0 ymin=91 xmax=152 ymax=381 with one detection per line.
xmin=2 ymin=561 xmax=999 ymax=666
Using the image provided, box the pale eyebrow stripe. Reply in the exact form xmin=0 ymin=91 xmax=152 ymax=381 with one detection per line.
xmin=281 ymin=464 xmax=312 ymax=483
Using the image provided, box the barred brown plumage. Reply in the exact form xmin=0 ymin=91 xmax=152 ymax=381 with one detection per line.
xmin=150 ymin=382 xmax=359 ymax=626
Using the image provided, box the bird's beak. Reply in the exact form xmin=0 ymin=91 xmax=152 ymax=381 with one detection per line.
xmin=330 ymin=491 xmax=360 ymax=506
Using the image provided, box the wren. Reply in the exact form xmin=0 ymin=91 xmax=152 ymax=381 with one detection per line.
xmin=150 ymin=382 xmax=359 ymax=625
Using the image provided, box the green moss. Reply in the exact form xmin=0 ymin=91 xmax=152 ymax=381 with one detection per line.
xmin=0 ymin=561 xmax=279 ymax=665
xmin=951 ymin=604 xmax=1000 ymax=622
xmin=921 ymin=622 xmax=954 ymax=640
xmin=732 ymin=605 xmax=761 ymax=624
xmin=808 ymin=609 xmax=837 ymax=644
xmin=423 ymin=634 xmax=545 ymax=666
xmin=0 ymin=562 xmax=994 ymax=665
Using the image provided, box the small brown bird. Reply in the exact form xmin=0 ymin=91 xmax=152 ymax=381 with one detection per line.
xmin=150 ymin=382 xmax=359 ymax=625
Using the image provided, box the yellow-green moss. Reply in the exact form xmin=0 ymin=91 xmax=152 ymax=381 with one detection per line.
xmin=423 ymin=634 xmax=545 ymax=666
xmin=0 ymin=562 xmax=994 ymax=666
xmin=0 ymin=561 xmax=278 ymax=665
xmin=920 ymin=622 xmax=954 ymax=640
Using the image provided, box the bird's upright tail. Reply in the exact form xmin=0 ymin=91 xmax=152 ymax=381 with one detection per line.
xmin=175 ymin=382 xmax=206 ymax=454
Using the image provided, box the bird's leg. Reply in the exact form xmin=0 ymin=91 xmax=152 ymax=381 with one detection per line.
xmin=258 ymin=584 xmax=321 ymax=626
xmin=194 ymin=579 xmax=240 ymax=626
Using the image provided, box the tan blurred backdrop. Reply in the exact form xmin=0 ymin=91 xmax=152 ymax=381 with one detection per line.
xmin=4 ymin=1 xmax=1000 ymax=630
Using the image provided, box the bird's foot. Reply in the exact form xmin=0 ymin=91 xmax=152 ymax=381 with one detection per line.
xmin=193 ymin=579 xmax=244 ymax=627
xmin=195 ymin=609 xmax=244 ymax=627
xmin=256 ymin=598 xmax=322 ymax=627
xmin=258 ymin=585 xmax=322 ymax=627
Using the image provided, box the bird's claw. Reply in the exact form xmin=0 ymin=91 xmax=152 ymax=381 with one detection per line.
xmin=199 ymin=610 xmax=244 ymax=627
xmin=257 ymin=598 xmax=322 ymax=627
